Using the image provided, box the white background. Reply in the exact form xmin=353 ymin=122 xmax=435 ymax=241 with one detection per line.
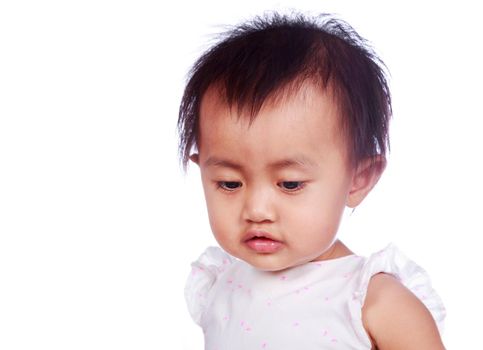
xmin=1 ymin=0 xmax=482 ymax=348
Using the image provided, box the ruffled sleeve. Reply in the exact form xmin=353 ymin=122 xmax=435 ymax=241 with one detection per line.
xmin=349 ymin=244 xmax=446 ymax=346
xmin=184 ymin=246 xmax=234 ymax=326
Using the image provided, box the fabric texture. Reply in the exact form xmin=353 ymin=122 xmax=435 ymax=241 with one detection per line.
xmin=185 ymin=244 xmax=445 ymax=349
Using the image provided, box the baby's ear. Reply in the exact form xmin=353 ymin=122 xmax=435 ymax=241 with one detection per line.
xmin=346 ymin=156 xmax=386 ymax=208
xmin=189 ymin=153 xmax=200 ymax=165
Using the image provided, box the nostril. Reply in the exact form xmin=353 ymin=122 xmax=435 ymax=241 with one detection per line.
xmin=246 ymin=217 xmax=274 ymax=224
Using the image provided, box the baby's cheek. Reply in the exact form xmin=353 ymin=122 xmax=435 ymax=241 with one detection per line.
xmin=292 ymin=205 xmax=340 ymax=237
xmin=208 ymin=208 xmax=238 ymax=245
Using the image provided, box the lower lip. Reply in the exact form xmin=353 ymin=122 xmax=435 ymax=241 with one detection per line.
xmin=245 ymin=238 xmax=283 ymax=253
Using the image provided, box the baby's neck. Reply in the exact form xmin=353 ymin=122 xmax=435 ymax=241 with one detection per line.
xmin=310 ymin=240 xmax=354 ymax=262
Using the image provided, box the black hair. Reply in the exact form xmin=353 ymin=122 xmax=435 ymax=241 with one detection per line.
xmin=177 ymin=12 xmax=391 ymax=170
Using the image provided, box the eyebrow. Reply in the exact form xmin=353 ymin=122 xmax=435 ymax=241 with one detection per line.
xmin=203 ymin=155 xmax=316 ymax=170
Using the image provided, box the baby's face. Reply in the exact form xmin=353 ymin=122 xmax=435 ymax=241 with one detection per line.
xmin=194 ymin=84 xmax=356 ymax=271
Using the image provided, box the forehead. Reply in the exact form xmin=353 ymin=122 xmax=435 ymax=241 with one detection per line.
xmin=197 ymin=83 xmax=349 ymax=166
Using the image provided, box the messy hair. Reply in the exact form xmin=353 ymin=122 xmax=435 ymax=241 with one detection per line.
xmin=177 ymin=12 xmax=391 ymax=170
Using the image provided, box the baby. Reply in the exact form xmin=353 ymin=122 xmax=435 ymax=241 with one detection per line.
xmin=178 ymin=12 xmax=446 ymax=349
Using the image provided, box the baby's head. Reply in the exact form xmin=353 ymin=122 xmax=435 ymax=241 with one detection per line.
xmin=178 ymin=13 xmax=391 ymax=271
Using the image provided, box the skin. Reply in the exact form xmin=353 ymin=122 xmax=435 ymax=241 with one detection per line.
xmin=363 ymin=273 xmax=446 ymax=349
xmin=191 ymin=82 xmax=445 ymax=349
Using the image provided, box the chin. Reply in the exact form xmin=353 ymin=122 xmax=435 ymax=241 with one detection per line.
xmin=244 ymin=256 xmax=291 ymax=272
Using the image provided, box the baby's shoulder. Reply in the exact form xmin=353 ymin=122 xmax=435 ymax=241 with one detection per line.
xmin=184 ymin=246 xmax=235 ymax=326
xmin=363 ymin=273 xmax=444 ymax=349
xmin=356 ymin=245 xmax=446 ymax=350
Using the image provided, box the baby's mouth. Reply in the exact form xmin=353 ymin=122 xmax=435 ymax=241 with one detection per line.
xmin=244 ymin=231 xmax=284 ymax=253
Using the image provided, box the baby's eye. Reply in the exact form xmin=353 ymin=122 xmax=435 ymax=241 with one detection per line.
xmin=218 ymin=181 xmax=242 ymax=191
xmin=278 ymin=181 xmax=305 ymax=191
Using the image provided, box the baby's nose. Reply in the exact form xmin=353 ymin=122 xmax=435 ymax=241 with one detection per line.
xmin=242 ymin=187 xmax=277 ymax=223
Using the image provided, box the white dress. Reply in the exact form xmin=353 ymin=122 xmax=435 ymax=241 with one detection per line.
xmin=185 ymin=244 xmax=445 ymax=349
